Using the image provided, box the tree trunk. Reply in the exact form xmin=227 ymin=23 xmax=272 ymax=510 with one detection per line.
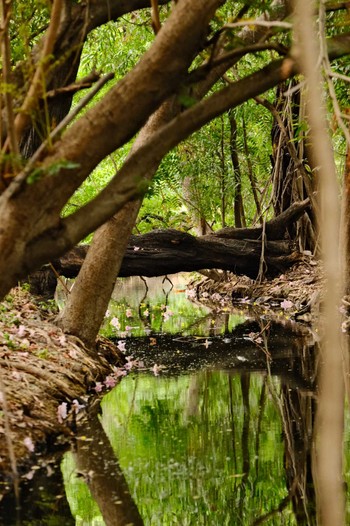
xmin=54 ymin=229 xmax=298 ymax=279
xmin=56 ymin=99 xmax=176 ymax=346
xmin=229 ymin=110 xmax=246 ymax=228
xmin=341 ymin=126 xmax=350 ymax=294
xmin=55 ymin=2 xmax=294 ymax=346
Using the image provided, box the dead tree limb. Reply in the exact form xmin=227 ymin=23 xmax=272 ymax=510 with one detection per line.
xmin=28 ymin=200 xmax=310 ymax=296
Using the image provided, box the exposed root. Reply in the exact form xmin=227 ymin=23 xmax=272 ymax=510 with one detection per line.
xmin=0 ymin=287 xmax=124 ymax=483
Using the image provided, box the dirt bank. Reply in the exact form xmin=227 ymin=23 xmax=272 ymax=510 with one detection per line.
xmin=0 ymin=288 xmax=124 ymax=485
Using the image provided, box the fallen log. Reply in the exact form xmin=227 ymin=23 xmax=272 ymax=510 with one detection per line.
xmin=28 ymin=199 xmax=310 ymax=296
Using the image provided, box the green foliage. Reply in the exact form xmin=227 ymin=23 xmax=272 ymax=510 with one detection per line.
xmin=62 ymin=0 xmax=348 ymax=238
xmin=80 ymin=12 xmax=154 ymax=82
xmin=62 ymin=370 xmax=297 ymax=525
xmin=10 ymin=1 xmax=50 ymax=65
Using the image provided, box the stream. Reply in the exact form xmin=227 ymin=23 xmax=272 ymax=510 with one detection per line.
xmin=1 ymin=274 xmax=350 ymax=525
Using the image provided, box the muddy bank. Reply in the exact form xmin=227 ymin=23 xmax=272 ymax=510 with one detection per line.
xmin=0 ymin=288 xmax=124 ymax=485
xmin=192 ymin=258 xmax=323 ymax=323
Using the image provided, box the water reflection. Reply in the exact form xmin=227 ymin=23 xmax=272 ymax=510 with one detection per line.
xmin=2 ymin=276 xmax=348 ymax=525
xmin=97 ymin=355 xmax=317 ymax=525
xmin=101 ymin=274 xmax=246 ymax=338
xmin=64 ymin=400 xmax=143 ymax=526
xmin=62 ymin=321 xmax=319 ymax=525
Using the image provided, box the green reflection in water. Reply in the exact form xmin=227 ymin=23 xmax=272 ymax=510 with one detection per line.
xmin=96 ymin=370 xmax=296 ymax=525
xmin=62 ymin=452 xmax=104 ymax=526
xmin=100 ymin=275 xmax=246 ymax=338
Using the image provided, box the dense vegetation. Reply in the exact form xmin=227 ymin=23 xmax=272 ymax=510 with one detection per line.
xmin=2 ymin=1 xmax=350 ymax=523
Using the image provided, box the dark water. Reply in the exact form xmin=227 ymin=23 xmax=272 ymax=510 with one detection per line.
xmin=1 ymin=275 xmax=349 ymax=525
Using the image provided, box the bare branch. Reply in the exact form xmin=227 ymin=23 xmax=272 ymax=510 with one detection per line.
xmin=151 ymin=0 xmax=161 ymax=34
xmin=187 ymin=42 xmax=288 ymax=84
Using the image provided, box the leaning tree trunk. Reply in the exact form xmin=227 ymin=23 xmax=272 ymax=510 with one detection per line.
xmin=56 ymin=101 xmax=176 ymax=346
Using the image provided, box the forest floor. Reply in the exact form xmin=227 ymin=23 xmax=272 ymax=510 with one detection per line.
xmin=0 ymin=287 xmax=125 ymax=489
xmin=195 ymin=255 xmax=323 ymax=325
xmin=0 ymin=256 xmax=327 ymax=493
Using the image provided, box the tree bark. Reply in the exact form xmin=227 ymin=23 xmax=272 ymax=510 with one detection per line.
xmin=53 ymin=229 xmax=297 ymax=280
xmin=55 ymin=0 xmax=294 ymax=346
xmin=293 ymin=1 xmax=345 ymax=524
xmin=0 ymin=0 xmax=223 ymax=300
xmin=56 ymin=100 xmax=177 ymax=346
xmin=26 ymin=198 xmax=310 ymax=300
xmin=1 ymin=3 xmax=349 ymax=302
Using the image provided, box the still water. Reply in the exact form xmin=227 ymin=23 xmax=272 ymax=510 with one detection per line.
xmin=1 ymin=275 xmax=349 ymax=525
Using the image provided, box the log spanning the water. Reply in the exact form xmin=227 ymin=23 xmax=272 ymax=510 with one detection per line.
xmin=53 ymin=231 xmax=297 ymax=279
xmin=55 ymin=199 xmax=310 ymax=277
xmin=29 ymin=199 xmax=310 ymax=295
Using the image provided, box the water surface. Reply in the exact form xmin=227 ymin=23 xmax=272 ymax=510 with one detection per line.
xmin=2 ymin=274 xmax=347 ymax=525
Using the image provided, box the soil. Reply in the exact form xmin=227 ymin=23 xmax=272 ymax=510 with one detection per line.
xmin=193 ymin=256 xmax=323 ymax=324
xmin=0 ymin=258 xmax=324 ymax=493
xmin=0 ymin=288 xmax=124 ymax=488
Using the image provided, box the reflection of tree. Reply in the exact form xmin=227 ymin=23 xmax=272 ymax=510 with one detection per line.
xmin=281 ymin=380 xmax=316 ymax=525
xmin=238 ymin=373 xmax=251 ymax=519
xmin=278 ymin=343 xmax=317 ymax=526
xmin=254 ymin=377 xmax=266 ymax=477
xmin=74 ymin=401 xmax=144 ymax=526
xmin=100 ymin=328 xmax=320 ymax=524
xmin=250 ymin=339 xmax=317 ymax=525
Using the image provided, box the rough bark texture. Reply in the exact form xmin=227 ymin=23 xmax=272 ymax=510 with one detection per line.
xmin=56 ymin=101 xmax=177 ymax=346
xmin=54 ymin=0 xmax=294 ymax=346
xmin=28 ymin=199 xmax=310 ymax=297
xmin=0 ymin=0 xmax=224 ymax=300
xmin=53 ymin=230 xmax=298 ymax=279
xmin=1 ymin=0 xmax=350 ymax=302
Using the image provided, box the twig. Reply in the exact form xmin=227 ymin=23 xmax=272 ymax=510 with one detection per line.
xmin=319 ymin=2 xmax=350 ymax=147
xmin=187 ymin=42 xmax=287 ymax=84
xmin=45 ymin=70 xmax=101 ymax=98
xmin=151 ymin=0 xmax=161 ymax=34
xmin=255 ymin=95 xmax=318 ymax=216
xmin=11 ymin=0 xmax=64 ymax=146
xmin=329 ymin=71 xmax=350 ymax=84
xmin=49 ymin=262 xmax=71 ymax=295
xmin=0 ymin=0 xmax=19 ymax=157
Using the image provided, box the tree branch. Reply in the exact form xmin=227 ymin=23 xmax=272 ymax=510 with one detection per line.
xmin=0 ymin=0 xmax=19 ymax=158
xmin=11 ymin=0 xmax=64 ymax=149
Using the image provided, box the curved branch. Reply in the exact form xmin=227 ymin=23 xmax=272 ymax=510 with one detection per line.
xmin=12 ymin=0 xmax=64 ymax=145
